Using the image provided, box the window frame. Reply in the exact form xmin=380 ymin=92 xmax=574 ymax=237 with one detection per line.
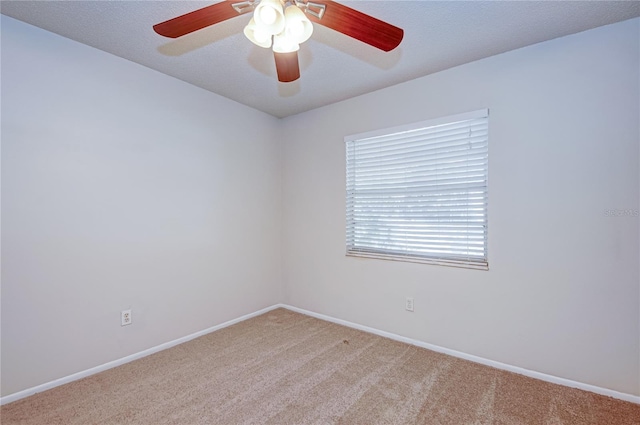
xmin=344 ymin=109 xmax=489 ymax=270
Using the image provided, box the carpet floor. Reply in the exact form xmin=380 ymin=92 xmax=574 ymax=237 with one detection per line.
xmin=2 ymin=308 xmax=639 ymax=424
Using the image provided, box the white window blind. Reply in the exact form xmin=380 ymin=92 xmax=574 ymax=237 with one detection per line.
xmin=345 ymin=110 xmax=489 ymax=270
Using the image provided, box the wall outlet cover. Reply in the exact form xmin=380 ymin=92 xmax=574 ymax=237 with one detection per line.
xmin=405 ymin=297 xmax=414 ymax=312
xmin=121 ymin=309 xmax=132 ymax=326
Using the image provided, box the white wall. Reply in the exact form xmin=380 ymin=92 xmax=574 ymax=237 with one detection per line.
xmin=281 ymin=18 xmax=640 ymax=396
xmin=1 ymin=16 xmax=282 ymax=397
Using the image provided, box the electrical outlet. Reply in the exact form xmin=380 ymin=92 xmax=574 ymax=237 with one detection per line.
xmin=405 ymin=297 xmax=414 ymax=312
xmin=121 ymin=309 xmax=132 ymax=326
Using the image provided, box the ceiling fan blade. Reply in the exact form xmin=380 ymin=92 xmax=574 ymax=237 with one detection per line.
xmin=274 ymin=51 xmax=301 ymax=83
xmin=153 ymin=1 xmax=242 ymax=38
xmin=306 ymin=1 xmax=403 ymax=52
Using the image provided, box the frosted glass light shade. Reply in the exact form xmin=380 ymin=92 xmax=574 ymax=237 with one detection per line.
xmin=254 ymin=0 xmax=285 ymax=35
xmin=272 ymin=32 xmax=299 ymax=53
xmin=284 ymin=5 xmax=313 ymax=44
xmin=244 ymin=18 xmax=272 ymax=48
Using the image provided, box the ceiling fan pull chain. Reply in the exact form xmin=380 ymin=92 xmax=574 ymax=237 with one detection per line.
xmin=295 ymin=0 xmax=326 ymax=19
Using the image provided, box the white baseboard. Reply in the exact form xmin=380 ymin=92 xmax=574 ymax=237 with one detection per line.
xmin=3 ymin=303 xmax=638 ymax=406
xmin=0 ymin=304 xmax=281 ymax=406
xmin=280 ymin=304 xmax=640 ymax=405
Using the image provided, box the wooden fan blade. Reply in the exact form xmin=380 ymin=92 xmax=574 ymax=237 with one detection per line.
xmin=307 ymin=1 xmax=403 ymax=52
xmin=153 ymin=1 xmax=241 ymax=38
xmin=274 ymin=51 xmax=300 ymax=83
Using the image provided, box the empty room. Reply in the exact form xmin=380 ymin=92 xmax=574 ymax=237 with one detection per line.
xmin=1 ymin=0 xmax=639 ymax=423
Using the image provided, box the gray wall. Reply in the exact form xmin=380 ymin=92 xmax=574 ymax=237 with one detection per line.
xmin=281 ymin=18 xmax=640 ymax=396
xmin=1 ymin=16 xmax=283 ymax=396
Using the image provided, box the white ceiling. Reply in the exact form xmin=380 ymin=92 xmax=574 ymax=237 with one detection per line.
xmin=2 ymin=1 xmax=639 ymax=118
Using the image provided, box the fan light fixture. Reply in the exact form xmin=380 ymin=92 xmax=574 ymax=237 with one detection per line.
xmin=244 ymin=18 xmax=272 ymax=48
xmin=272 ymin=32 xmax=299 ymax=53
xmin=153 ymin=0 xmax=402 ymax=83
xmin=284 ymin=5 xmax=313 ymax=43
xmin=244 ymin=0 xmax=313 ymax=52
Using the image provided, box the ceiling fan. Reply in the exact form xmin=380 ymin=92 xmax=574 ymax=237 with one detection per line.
xmin=153 ymin=0 xmax=403 ymax=83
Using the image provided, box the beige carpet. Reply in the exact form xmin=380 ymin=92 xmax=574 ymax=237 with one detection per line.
xmin=2 ymin=308 xmax=639 ymax=424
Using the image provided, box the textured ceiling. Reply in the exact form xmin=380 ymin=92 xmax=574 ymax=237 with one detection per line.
xmin=2 ymin=1 xmax=639 ymax=118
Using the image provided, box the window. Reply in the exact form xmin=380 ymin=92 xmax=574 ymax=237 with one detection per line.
xmin=345 ymin=110 xmax=489 ymax=270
